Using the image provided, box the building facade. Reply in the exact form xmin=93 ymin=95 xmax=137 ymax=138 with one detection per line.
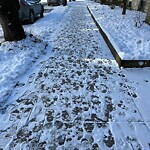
xmin=130 ymin=0 xmax=150 ymax=13
xmin=145 ymin=0 xmax=150 ymax=24
xmin=131 ymin=0 xmax=141 ymax=10
xmin=144 ymin=0 xmax=150 ymax=12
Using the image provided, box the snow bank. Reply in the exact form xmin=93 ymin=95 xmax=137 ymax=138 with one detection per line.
xmin=87 ymin=1 xmax=150 ymax=60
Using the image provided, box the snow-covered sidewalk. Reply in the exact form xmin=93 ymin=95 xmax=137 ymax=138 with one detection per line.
xmin=0 ymin=5 xmax=68 ymax=106
xmin=0 ymin=1 xmax=150 ymax=149
xmin=87 ymin=1 xmax=150 ymax=60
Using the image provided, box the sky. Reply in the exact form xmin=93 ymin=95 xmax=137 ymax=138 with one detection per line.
xmin=0 ymin=1 xmax=150 ymax=149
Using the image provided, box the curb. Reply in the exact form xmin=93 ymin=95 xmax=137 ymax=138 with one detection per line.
xmin=87 ymin=5 xmax=150 ymax=68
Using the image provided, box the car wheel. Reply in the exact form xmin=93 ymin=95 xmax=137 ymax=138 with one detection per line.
xmin=40 ymin=11 xmax=44 ymax=18
xmin=40 ymin=6 xmax=44 ymax=18
xmin=29 ymin=11 xmax=35 ymax=24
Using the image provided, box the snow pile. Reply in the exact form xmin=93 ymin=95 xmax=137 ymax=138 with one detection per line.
xmin=87 ymin=1 xmax=150 ymax=60
xmin=0 ymin=5 xmax=67 ymax=105
xmin=0 ymin=35 xmax=47 ymax=105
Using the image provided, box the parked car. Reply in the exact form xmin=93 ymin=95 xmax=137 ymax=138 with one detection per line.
xmin=19 ymin=0 xmax=44 ymax=23
xmin=47 ymin=0 xmax=62 ymax=6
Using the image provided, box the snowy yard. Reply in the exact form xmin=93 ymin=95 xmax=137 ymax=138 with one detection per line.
xmin=87 ymin=1 xmax=150 ymax=60
xmin=0 ymin=1 xmax=150 ymax=149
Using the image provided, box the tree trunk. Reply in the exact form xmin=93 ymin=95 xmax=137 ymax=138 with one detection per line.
xmin=0 ymin=0 xmax=26 ymax=41
xmin=63 ymin=0 xmax=67 ymax=6
xmin=122 ymin=0 xmax=127 ymax=15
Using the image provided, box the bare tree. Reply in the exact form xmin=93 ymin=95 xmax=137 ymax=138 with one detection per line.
xmin=122 ymin=0 xmax=127 ymax=15
xmin=0 ymin=0 xmax=26 ymax=41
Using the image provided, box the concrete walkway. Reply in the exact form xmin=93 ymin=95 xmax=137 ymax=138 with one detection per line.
xmin=0 ymin=2 xmax=150 ymax=150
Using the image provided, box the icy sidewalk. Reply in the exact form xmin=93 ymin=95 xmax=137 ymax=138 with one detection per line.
xmin=0 ymin=2 xmax=150 ymax=150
